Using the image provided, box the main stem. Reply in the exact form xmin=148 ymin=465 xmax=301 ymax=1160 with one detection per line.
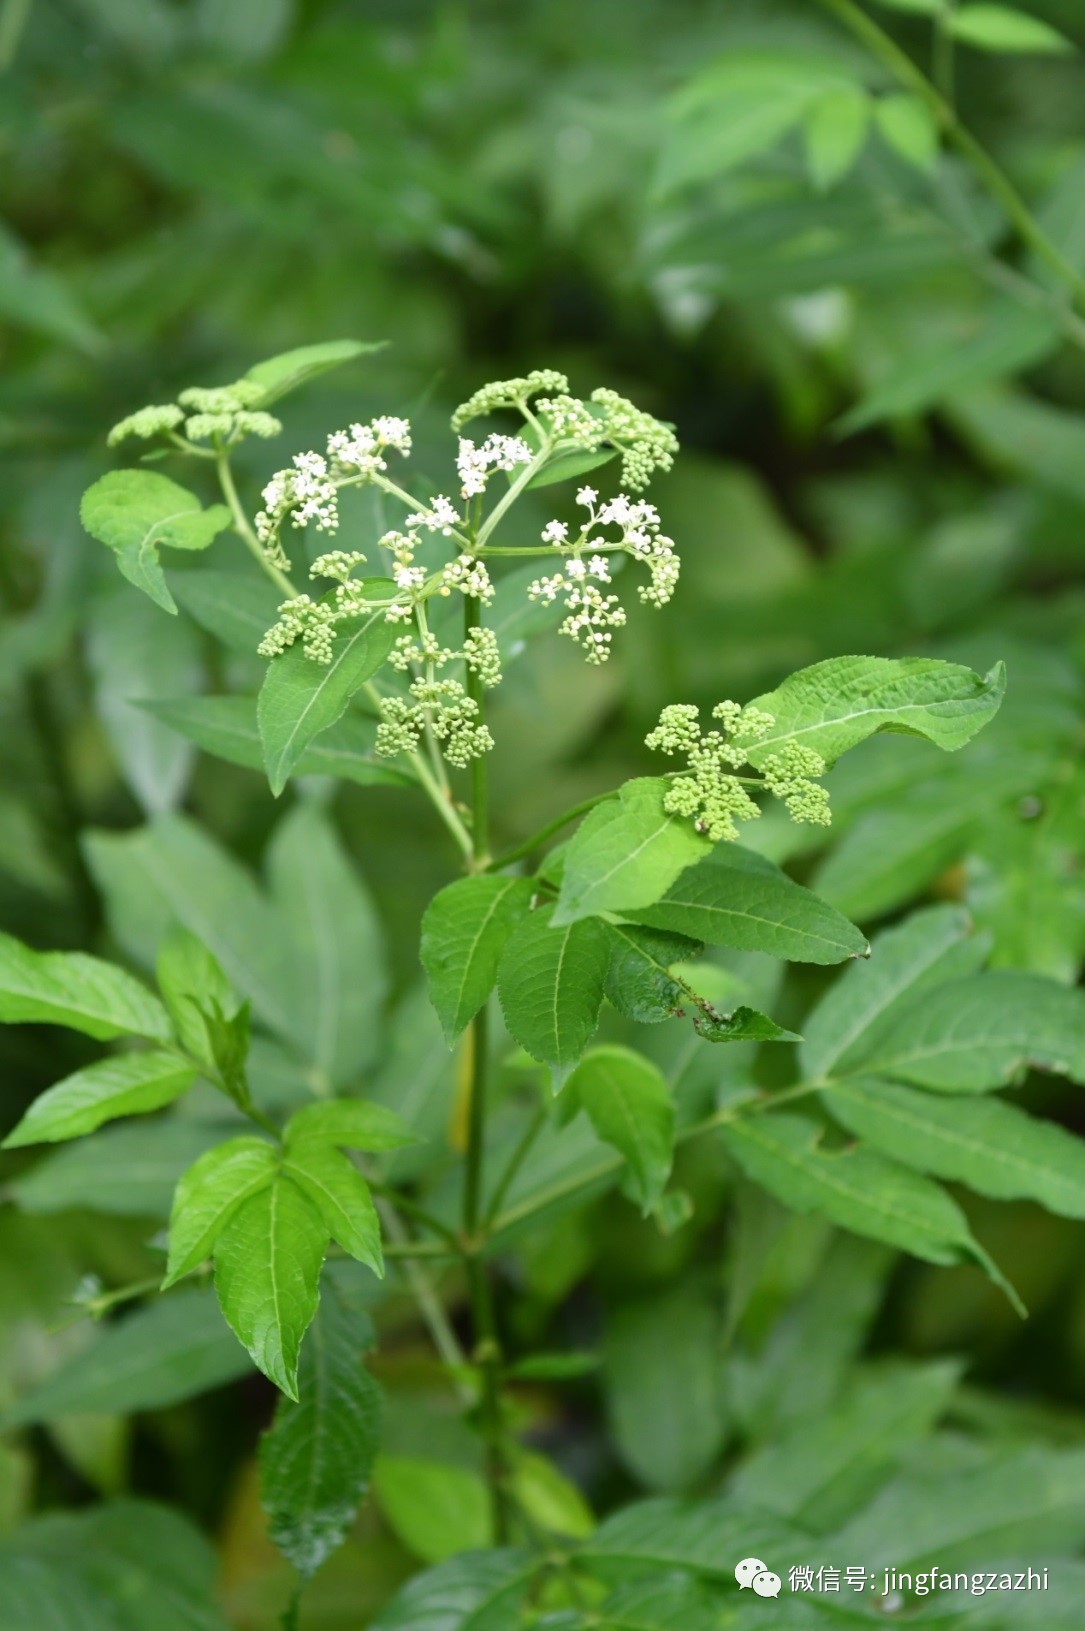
xmin=461 ymin=592 xmax=510 ymax=1541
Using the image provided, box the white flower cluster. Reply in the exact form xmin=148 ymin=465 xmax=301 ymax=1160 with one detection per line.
xmin=255 ymin=417 xmax=414 ymax=568
xmin=456 ymin=433 xmax=533 ymax=498
xmin=442 ymin=554 xmax=495 ymax=602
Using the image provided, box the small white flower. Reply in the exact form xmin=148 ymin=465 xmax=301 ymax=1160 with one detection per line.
xmin=565 ymin=557 xmax=587 ymax=579
xmin=587 ymin=555 xmax=610 ymax=580
xmin=576 ymin=486 xmax=598 ymax=507
xmin=542 ymin=520 xmax=568 ymax=545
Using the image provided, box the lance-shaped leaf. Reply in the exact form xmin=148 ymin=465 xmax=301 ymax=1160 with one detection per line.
xmin=693 ymin=1006 xmax=800 ymax=1044
xmin=858 ymin=970 xmax=1085 ymax=1091
xmin=3 ymin=1049 xmax=195 ymax=1148
xmin=742 ymin=655 xmax=1006 ymax=770
xmin=799 ymin=904 xmax=988 ymax=1083
xmin=282 ymin=1138 xmax=383 ymax=1275
xmin=285 ymin=1098 xmax=415 ymax=1152
xmin=163 ymin=1135 xmax=278 ymax=1288
xmin=721 ymin=1112 xmax=1022 ymax=1310
xmin=604 ymin=923 xmax=704 ymax=1024
xmin=260 ymin=1276 xmax=383 ymax=1579
xmin=156 ymin=924 xmax=237 ymax=1069
xmin=497 ymin=906 xmax=610 ymax=1079
xmin=826 ymin=1077 xmax=1085 ymax=1219
xmin=0 ymin=931 xmax=171 ymax=1042
xmin=213 ymin=1173 xmax=329 ymax=1399
xmin=566 ymin=1047 xmax=674 ymax=1214
xmin=629 ymin=846 xmax=868 ymax=965
xmin=244 ymin=339 xmax=384 ymax=406
xmin=421 ymin=875 xmax=534 ymax=1044
xmin=552 ymin=779 xmax=711 ymax=925
xmin=80 ymin=470 xmax=231 ymax=614
xmin=949 ymin=4 xmax=1073 ymax=55
xmin=258 ymin=602 xmax=398 ymax=795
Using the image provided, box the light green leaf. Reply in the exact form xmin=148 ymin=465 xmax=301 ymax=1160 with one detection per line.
xmin=603 ymin=923 xmax=704 ymax=1024
xmin=213 ymin=1173 xmax=329 ymax=1398
xmin=800 ymin=904 xmax=987 ymax=1082
xmin=244 ymin=339 xmax=384 ymax=406
xmin=527 ymin=446 xmax=617 ymax=489
xmin=949 ymin=4 xmax=1074 ymax=54
xmin=0 ymin=932 xmax=171 ymax=1043
xmin=373 ymin=1458 xmax=491 ymax=1563
xmin=497 ymin=906 xmax=610 ymax=1079
xmin=826 ymin=1077 xmax=1085 ymax=1219
xmin=196 ymin=0 xmax=293 ymax=60
xmin=9 ymin=1118 xmax=224 ymax=1218
xmin=260 ymin=1276 xmax=382 ymax=1579
xmin=368 ymin=1550 xmax=539 ymax=1631
xmin=804 ymin=86 xmax=870 ymax=191
xmin=579 ymin=1494 xmax=802 ymax=1583
xmin=138 ymin=695 xmax=413 ymax=786
xmin=155 ymin=925 xmax=236 ymax=1070
xmin=630 ymin=845 xmax=869 ymax=965
xmin=553 ymin=779 xmax=711 ymax=925
xmin=170 ymin=567 xmax=282 ymax=653
xmin=872 ymin=0 xmax=941 ymax=13
xmin=721 ymin=1113 xmax=1021 ymax=1306
xmin=283 ymin=1140 xmax=383 ymax=1274
xmin=163 ymin=1135 xmax=277 ymax=1288
xmin=80 ymin=471 xmax=231 ymax=614
xmin=694 ymin=1005 xmax=800 ymax=1044
xmin=857 ymin=970 xmax=1085 ymax=1091
xmin=875 ymin=93 xmax=940 ymax=173
xmin=258 ymin=604 xmax=398 ymax=795
xmin=268 ymin=802 xmax=386 ymax=1085
xmin=566 ymin=1046 xmax=674 ymax=1214
xmin=284 ymin=1098 xmax=416 ymax=1152
xmin=3 ymin=1050 xmax=195 ymax=1148
xmin=3 ymin=1289 xmax=252 ymax=1426
xmin=744 ymin=655 xmax=1006 ymax=769
xmin=421 ymin=875 xmax=534 ymax=1044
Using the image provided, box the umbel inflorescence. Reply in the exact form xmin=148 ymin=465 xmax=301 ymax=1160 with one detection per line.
xmin=647 ymin=702 xmax=832 ymax=840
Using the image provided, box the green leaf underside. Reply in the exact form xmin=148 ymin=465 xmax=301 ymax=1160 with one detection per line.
xmin=721 ymin=1112 xmax=1022 ymax=1309
xmin=284 ymin=1097 xmax=415 ymax=1151
xmin=213 ymin=1174 xmax=329 ymax=1398
xmin=566 ymin=1047 xmax=675 ymax=1213
xmin=368 ymin=1549 xmax=538 ymax=1631
xmin=826 ymin=1077 xmax=1085 ymax=1218
xmin=4 ymin=1289 xmax=252 ymax=1427
xmin=3 ymin=1049 xmax=195 ymax=1148
xmin=497 ymin=906 xmax=610 ymax=1075
xmin=164 ymin=1135 xmax=278 ymax=1287
xmin=258 ymin=602 xmax=398 ymax=795
xmin=156 ymin=924 xmax=236 ymax=1069
xmin=421 ymin=875 xmax=534 ymax=1044
xmin=283 ymin=1141 xmax=383 ymax=1274
xmin=603 ymin=923 xmax=704 ymax=1024
xmin=259 ymin=1278 xmax=382 ymax=1578
xmin=139 ymin=695 xmax=414 ymax=786
xmin=854 ymin=970 xmax=1085 ymax=1091
xmin=0 ymin=930 xmax=171 ymax=1042
xmin=743 ymin=655 xmax=1006 ymax=769
xmin=80 ymin=470 xmax=231 ymax=614
xmin=553 ymin=778 xmax=711 ymax=924
xmin=374 ymin=1459 xmax=492 ymax=1563
xmin=697 ymin=1006 xmax=800 ymax=1043
xmin=876 ymin=93 xmax=940 ymax=172
xmin=629 ymin=846 xmax=868 ymax=965
xmin=245 ymin=339 xmax=384 ymax=405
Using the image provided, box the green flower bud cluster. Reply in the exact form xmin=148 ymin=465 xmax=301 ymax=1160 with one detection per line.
xmin=376 ymin=679 xmax=493 ymax=769
xmin=108 ymin=381 xmax=282 ymax=449
xmin=646 ymin=701 xmax=831 ymax=841
xmin=589 ymin=387 xmax=679 ymax=489
xmin=451 ymin=370 xmax=569 ymax=431
xmin=107 ymin=404 xmax=185 ymax=446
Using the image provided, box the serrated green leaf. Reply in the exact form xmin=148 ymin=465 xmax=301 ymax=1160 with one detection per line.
xmin=245 ymin=339 xmax=384 ymax=405
xmin=213 ymin=1172 xmax=328 ymax=1398
xmin=3 ymin=1050 xmax=195 ymax=1148
xmin=163 ymin=1135 xmax=277 ymax=1287
xmin=284 ymin=1097 xmax=416 ymax=1152
xmin=721 ymin=1112 xmax=1021 ymax=1307
xmin=800 ymin=904 xmax=987 ymax=1083
xmin=875 ymin=93 xmax=940 ymax=173
xmin=949 ymin=4 xmax=1074 ymax=53
xmin=553 ymin=779 xmax=711 ymax=925
xmin=566 ymin=1046 xmax=674 ymax=1214
xmin=260 ymin=1276 xmax=382 ymax=1579
xmin=856 ymin=970 xmax=1085 ymax=1091
xmin=693 ymin=1005 xmax=800 ymax=1044
xmin=603 ymin=923 xmax=704 ymax=1024
xmin=373 ymin=1458 xmax=491 ymax=1563
xmin=629 ymin=846 xmax=869 ymax=965
xmin=826 ymin=1077 xmax=1085 ymax=1218
xmin=155 ymin=925 xmax=236 ymax=1069
xmin=138 ymin=694 xmax=414 ymax=786
xmin=743 ymin=655 xmax=1006 ymax=769
xmin=3 ymin=1289 xmax=252 ymax=1427
xmin=0 ymin=931 xmax=171 ymax=1042
xmin=9 ymin=1118 xmax=224 ymax=1218
xmin=421 ymin=875 xmax=534 ymax=1044
xmin=80 ymin=471 xmax=231 ymax=614
xmin=579 ymin=1493 xmax=803 ymax=1583
xmin=258 ymin=604 xmax=398 ymax=795
xmin=368 ymin=1548 xmax=538 ymax=1631
xmin=804 ymin=85 xmax=870 ymax=191
xmin=497 ymin=906 xmax=610 ymax=1079
xmin=283 ymin=1141 xmax=383 ymax=1274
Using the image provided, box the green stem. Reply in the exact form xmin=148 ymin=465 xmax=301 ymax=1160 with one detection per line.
xmin=475 ymin=446 xmax=553 ymax=551
xmin=463 ymin=597 xmax=490 ymax=869
xmin=367 ymin=1178 xmax=460 ymax=1248
xmin=816 ymin=0 xmax=1085 ymax=310
xmin=486 ymin=790 xmax=617 ymax=872
xmin=933 ymin=2 xmax=955 ymax=109
xmin=484 ymin=1104 xmax=548 ymax=1227
xmin=215 ymin=452 xmax=295 ymax=599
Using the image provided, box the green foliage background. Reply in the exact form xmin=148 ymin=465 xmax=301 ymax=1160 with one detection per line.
xmin=2 ymin=0 xmax=1085 ymax=1626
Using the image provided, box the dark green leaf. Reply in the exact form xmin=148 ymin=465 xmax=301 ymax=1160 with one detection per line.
xmin=421 ymin=875 xmax=534 ymax=1044
xmin=566 ymin=1046 xmax=674 ymax=1214
xmin=603 ymin=923 xmax=704 ymax=1024
xmin=497 ymin=906 xmax=610 ymax=1080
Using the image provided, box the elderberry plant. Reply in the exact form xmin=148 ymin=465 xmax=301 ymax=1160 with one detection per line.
xmin=11 ymin=339 xmax=1085 ymax=1631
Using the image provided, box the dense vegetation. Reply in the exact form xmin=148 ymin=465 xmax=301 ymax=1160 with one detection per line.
xmin=1 ymin=2 xmax=1085 ymax=1628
